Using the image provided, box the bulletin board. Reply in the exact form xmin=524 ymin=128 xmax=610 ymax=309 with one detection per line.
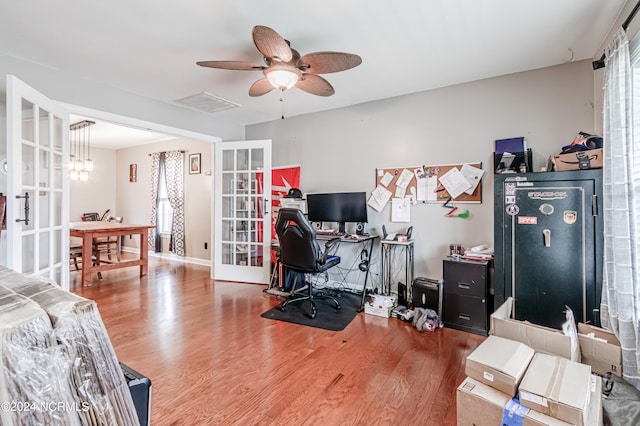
xmin=374 ymin=163 xmax=483 ymax=203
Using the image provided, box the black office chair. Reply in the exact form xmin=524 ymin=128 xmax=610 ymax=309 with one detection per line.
xmin=275 ymin=208 xmax=342 ymax=319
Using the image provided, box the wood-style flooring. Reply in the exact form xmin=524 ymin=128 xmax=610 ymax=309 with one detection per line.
xmin=70 ymin=256 xmax=485 ymax=425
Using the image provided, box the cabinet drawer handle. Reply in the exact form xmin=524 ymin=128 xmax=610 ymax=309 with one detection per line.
xmin=458 ymin=314 xmax=471 ymax=321
xmin=458 ymin=282 xmax=471 ymax=290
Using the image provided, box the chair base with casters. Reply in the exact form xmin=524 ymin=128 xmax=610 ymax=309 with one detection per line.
xmin=279 ymin=255 xmax=342 ymax=319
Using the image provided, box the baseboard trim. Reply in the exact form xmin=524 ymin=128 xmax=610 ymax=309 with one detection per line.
xmin=121 ymin=247 xmax=210 ymax=267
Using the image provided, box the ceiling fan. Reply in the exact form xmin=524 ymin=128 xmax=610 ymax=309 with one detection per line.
xmin=197 ymin=25 xmax=362 ymax=97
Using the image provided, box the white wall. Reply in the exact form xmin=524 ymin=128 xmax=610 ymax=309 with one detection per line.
xmin=68 ymin=139 xmax=212 ymax=262
xmin=0 ymin=52 xmax=244 ymax=142
xmin=247 ymin=60 xmax=595 ymax=282
xmin=69 ymin=147 xmax=116 ymax=221
xmin=116 ymin=138 xmax=213 ymax=261
xmin=0 ymin=52 xmax=238 ymax=266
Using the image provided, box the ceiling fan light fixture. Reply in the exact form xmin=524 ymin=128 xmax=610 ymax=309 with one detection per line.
xmin=265 ymin=65 xmax=301 ymax=91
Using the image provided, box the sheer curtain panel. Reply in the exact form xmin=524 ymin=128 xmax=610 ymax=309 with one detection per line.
xmin=601 ymin=28 xmax=640 ymax=389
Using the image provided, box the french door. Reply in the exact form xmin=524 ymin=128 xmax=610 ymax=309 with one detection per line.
xmin=6 ymin=75 xmax=69 ymax=288
xmin=214 ymin=140 xmax=271 ymax=284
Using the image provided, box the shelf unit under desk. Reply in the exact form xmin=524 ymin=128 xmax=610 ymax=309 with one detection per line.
xmin=315 ymin=233 xmax=379 ymax=311
xmin=380 ymin=239 xmax=414 ymax=302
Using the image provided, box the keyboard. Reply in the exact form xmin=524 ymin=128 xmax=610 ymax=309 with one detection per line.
xmin=316 ymin=230 xmax=344 ymax=236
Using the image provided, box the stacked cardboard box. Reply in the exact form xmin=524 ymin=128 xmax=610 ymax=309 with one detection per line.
xmin=464 ymin=335 xmax=534 ymax=396
xmin=490 ymin=298 xmax=622 ymax=378
xmin=518 ymin=353 xmax=593 ymax=425
xmin=457 ymin=375 xmax=602 ymax=426
xmin=456 ymin=298 xmax=611 ymax=425
xmin=577 ymin=323 xmax=622 ymax=378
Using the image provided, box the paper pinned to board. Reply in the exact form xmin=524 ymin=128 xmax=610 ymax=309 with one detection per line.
xmin=460 ymin=164 xmax=485 ymax=195
xmin=395 ymin=168 xmax=414 ymax=189
xmin=414 ymin=167 xmax=428 ymax=201
xmin=391 ymin=197 xmax=411 ymax=222
xmin=439 ymin=167 xmax=472 ymax=199
xmin=380 ymin=172 xmax=394 ymax=187
xmin=368 ymin=185 xmax=392 ymax=212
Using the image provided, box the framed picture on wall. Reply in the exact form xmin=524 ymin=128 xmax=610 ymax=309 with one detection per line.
xmin=189 ymin=153 xmax=201 ymax=174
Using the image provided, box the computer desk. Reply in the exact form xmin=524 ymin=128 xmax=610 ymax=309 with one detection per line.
xmin=317 ymin=233 xmax=379 ymax=311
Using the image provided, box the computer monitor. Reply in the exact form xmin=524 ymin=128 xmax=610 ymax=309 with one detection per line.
xmin=306 ymin=192 xmax=368 ymax=233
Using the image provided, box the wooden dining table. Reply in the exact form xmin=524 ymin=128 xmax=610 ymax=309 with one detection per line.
xmin=70 ymin=221 xmax=156 ymax=284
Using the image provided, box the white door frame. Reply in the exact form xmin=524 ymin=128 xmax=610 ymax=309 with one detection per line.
xmin=213 ymin=139 xmax=272 ymax=284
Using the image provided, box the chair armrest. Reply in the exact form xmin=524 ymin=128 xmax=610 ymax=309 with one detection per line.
xmin=319 ymin=237 xmax=341 ymax=263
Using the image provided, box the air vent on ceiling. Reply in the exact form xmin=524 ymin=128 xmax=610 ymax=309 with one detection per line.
xmin=174 ymin=91 xmax=240 ymax=114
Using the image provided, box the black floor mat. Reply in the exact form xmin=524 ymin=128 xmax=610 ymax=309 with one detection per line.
xmin=261 ymin=291 xmax=361 ymax=331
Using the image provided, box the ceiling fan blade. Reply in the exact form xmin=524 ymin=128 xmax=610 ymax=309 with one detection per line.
xmin=298 ymin=52 xmax=362 ymax=74
xmin=296 ymin=74 xmax=335 ymax=97
xmin=252 ymin=25 xmax=292 ymax=63
xmin=196 ymin=60 xmax=265 ymax=71
xmin=249 ymin=78 xmax=275 ymax=97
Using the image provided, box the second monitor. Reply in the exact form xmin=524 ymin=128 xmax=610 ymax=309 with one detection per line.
xmin=306 ymin=191 xmax=368 ymax=234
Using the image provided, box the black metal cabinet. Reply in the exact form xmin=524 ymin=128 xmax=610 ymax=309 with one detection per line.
xmin=443 ymin=258 xmax=491 ymax=335
xmin=494 ymin=170 xmax=603 ymax=329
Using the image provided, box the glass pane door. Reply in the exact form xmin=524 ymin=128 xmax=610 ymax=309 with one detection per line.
xmin=214 ymin=140 xmax=271 ymax=284
xmin=7 ymin=75 xmax=69 ymax=289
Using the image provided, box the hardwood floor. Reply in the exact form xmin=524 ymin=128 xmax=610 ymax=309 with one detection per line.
xmin=70 ymin=256 xmax=485 ymax=425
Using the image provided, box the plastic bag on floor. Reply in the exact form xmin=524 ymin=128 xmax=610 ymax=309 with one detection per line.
xmin=412 ymin=307 xmax=439 ymax=332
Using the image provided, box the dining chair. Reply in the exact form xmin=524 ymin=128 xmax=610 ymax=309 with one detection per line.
xmin=70 ymin=211 xmax=100 ymax=271
xmin=93 ymin=216 xmax=124 ymax=262
xmin=81 ymin=212 xmax=100 ymax=221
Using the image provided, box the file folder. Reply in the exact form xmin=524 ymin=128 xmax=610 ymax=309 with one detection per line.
xmin=495 ymin=137 xmax=526 ymax=154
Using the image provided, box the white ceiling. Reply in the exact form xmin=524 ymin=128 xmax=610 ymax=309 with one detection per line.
xmin=1 ymin=0 xmax=628 ymax=147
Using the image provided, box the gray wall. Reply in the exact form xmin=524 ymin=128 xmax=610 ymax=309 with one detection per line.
xmin=0 ymin=51 xmax=598 ymax=282
xmin=247 ymin=60 xmax=596 ymax=283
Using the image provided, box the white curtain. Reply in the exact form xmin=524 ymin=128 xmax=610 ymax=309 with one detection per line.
xmin=600 ymin=28 xmax=640 ymax=389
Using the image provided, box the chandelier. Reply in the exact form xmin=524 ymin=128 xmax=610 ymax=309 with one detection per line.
xmin=69 ymin=120 xmax=95 ymax=181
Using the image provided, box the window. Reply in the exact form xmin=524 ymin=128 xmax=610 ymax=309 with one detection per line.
xmin=157 ymin=164 xmax=173 ymax=235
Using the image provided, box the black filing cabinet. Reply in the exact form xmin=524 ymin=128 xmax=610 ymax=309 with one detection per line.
xmin=443 ymin=258 xmax=491 ymax=335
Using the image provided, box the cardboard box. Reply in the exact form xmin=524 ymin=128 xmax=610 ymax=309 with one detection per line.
xmin=588 ymin=374 xmax=603 ymax=426
xmin=364 ymin=304 xmax=393 ymax=318
xmin=578 ymin=323 xmax=622 ymax=377
xmin=553 ymin=148 xmax=603 ymax=171
xmin=491 ymin=297 xmax=576 ymax=361
xmin=465 ymin=335 xmax=535 ymax=396
xmin=518 ymin=353 xmax=592 ymax=425
xmin=456 ymin=377 xmax=571 ymax=426
xmin=363 ymin=294 xmax=396 ymax=318
xmin=456 ymin=375 xmax=602 ymax=426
